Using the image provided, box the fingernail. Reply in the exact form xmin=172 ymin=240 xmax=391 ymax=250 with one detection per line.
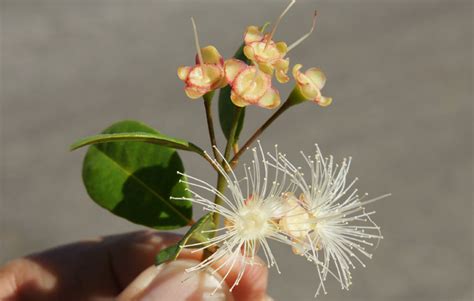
xmin=137 ymin=259 xmax=234 ymax=301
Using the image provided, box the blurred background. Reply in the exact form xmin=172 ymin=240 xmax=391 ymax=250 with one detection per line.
xmin=1 ymin=0 xmax=472 ymax=300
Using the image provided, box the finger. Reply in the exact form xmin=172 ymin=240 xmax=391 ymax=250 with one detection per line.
xmin=118 ymin=252 xmax=270 ymax=301
xmin=116 ymin=266 xmax=162 ymax=301
xmin=105 ymin=231 xmax=181 ymax=287
xmin=117 ymin=259 xmax=234 ymax=301
xmin=218 ymin=256 xmax=269 ymax=301
xmin=188 ymin=250 xmax=270 ymax=300
xmin=0 ymin=231 xmax=181 ymax=301
xmin=0 ymin=256 xmax=58 ymax=301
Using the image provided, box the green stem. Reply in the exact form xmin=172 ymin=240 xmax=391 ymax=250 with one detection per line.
xmin=212 ymin=107 xmax=243 ymax=226
xmin=223 ymin=108 xmax=243 ymax=162
xmin=230 ymin=99 xmax=293 ymax=166
xmin=209 ymin=88 xmax=303 ymax=227
xmin=212 ymin=171 xmax=228 ymax=226
xmin=203 ymin=92 xmax=219 ymax=162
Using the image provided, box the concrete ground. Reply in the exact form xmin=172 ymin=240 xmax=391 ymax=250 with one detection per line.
xmin=1 ymin=0 xmax=472 ymax=300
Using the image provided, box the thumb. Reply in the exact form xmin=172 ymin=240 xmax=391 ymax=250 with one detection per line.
xmin=117 ymin=259 xmax=234 ymax=301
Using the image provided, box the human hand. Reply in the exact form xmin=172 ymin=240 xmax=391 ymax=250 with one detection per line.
xmin=0 ymin=231 xmax=271 ymax=301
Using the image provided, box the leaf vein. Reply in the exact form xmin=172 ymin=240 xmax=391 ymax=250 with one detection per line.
xmin=94 ymin=147 xmax=192 ymax=224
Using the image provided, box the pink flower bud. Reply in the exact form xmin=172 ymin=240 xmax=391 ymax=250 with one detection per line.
xmin=224 ymin=59 xmax=281 ymax=109
xmin=292 ymin=64 xmax=332 ymax=107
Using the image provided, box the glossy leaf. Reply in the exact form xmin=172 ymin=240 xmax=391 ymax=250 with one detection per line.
xmin=155 ymin=244 xmax=181 ymax=266
xmin=71 ymin=132 xmax=205 ymax=156
xmin=156 ymin=213 xmax=215 ymax=265
xmin=81 ymin=120 xmax=193 ymax=229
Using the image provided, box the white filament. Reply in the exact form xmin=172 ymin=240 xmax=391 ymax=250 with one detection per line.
xmin=268 ymin=144 xmax=389 ymax=296
xmin=172 ymin=142 xmax=298 ymax=294
xmin=265 ymin=0 xmax=296 ymax=49
xmin=191 ymin=17 xmax=204 ymax=65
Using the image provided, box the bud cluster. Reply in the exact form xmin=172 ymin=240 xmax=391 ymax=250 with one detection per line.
xmin=178 ymin=0 xmax=332 ymax=109
xmin=172 ymin=2 xmax=387 ymax=298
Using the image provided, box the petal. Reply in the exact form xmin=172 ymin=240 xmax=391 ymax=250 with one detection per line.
xmin=196 ymin=45 xmax=223 ymax=65
xmin=187 ymin=65 xmax=221 ymax=88
xmin=203 ymin=65 xmax=223 ymax=82
xmin=258 ymin=62 xmax=274 ymax=75
xmin=253 ymin=42 xmax=283 ymax=62
xmin=299 ymin=82 xmax=321 ymax=101
xmin=185 ymin=86 xmax=207 ymax=99
xmin=292 ymin=64 xmax=308 ymax=85
xmin=177 ymin=66 xmax=191 ymax=81
xmin=257 ymin=88 xmax=280 ymax=109
xmin=233 ymin=67 xmax=270 ymax=102
xmin=275 ymin=41 xmax=288 ymax=55
xmin=243 ymin=45 xmax=255 ymax=61
xmin=279 ymin=196 xmax=312 ymax=239
xmin=244 ymin=25 xmax=263 ymax=44
xmin=275 ymin=70 xmax=290 ymax=83
xmin=230 ymin=92 xmax=249 ymax=107
xmin=317 ymin=96 xmax=333 ymax=107
xmin=224 ymin=59 xmax=247 ymax=83
xmin=214 ymin=75 xmax=228 ymax=90
xmin=292 ymin=64 xmax=302 ymax=77
xmin=275 ymin=58 xmax=289 ymax=72
xmin=305 ymin=67 xmax=326 ymax=89
xmin=187 ymin=66 xmax=206 ymax=86
xmin=274 ymin=59 xmax=289 ymax=83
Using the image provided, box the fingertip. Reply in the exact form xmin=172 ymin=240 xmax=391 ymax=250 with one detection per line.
xmin=203 ymin=255 xmax=269 ymax=301
xmin=118 ymin=260 xmax=233 ymax=301
xmin=229 ymin=259 xmax=269 ymax=301
xmin=116 ymin=265 xmax=163 ymax=301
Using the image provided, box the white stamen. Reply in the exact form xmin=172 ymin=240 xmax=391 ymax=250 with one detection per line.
xmin=191 ymin=17 xmax=204 ymax=65
xmin=175 ymin=143 xmax=296 ymax=291
xmin=265 ymin=0 xmax=296 ymax=49
xmin=269 ymin=144 xmax=388 ymax=295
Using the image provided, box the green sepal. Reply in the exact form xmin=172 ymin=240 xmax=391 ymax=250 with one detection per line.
xmin=286 ymin=87 xmax=308 ymax=107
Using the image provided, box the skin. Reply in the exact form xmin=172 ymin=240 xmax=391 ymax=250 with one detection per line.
xmin=0 ymin=231 xmax=270 ymax=301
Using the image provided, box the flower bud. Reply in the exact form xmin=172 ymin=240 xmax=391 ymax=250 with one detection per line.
xmin=292 ymin=64 xmax=332 ymax=107
xmin=177 ymin=18 xmax=227 ymax=99
xmin=224 ymin=59 xmax=281 ymax=109
xmin=178 ymin=59 xmax=225 ymax=99
xmin=243 ymin=26 xmax=290 ymax=84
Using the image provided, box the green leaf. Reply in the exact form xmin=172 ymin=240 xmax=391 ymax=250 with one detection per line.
xmin=155 ymin=244 xmax=181 ymax=266
xmin=218 ymin=87 xmax=246 ymax=141
xmin=155 ymin=213 xmax=215 ymax=265
xmin=70 ymin=132 xmax=205 ymax=155
xmin=81 ymin=120 xmax=193 ymax=229
xmin=218 ymin=44 xmax=249 ymax=141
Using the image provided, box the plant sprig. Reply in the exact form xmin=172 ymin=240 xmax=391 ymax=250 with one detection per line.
xmin=71 ymin=0 xmax=335 ymax=279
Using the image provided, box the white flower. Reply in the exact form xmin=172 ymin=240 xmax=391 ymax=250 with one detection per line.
xmin=270 ymin=145 xmax=390 ymax=297
xmin=172 ymin=144 xmax=297 ymax=292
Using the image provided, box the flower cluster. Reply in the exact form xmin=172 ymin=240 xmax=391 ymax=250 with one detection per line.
xmin=177 ymin=0 xmax=332 ymax=108
xmin=270 ymin=145 xmax=389 ymax=296
xmin=174 ymin=143 xmax=389 ymax=297
xmin=173 ymin=145 xmax=295 ymax=293
xmin=171 ymin=1 xmax=387 ymax=298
